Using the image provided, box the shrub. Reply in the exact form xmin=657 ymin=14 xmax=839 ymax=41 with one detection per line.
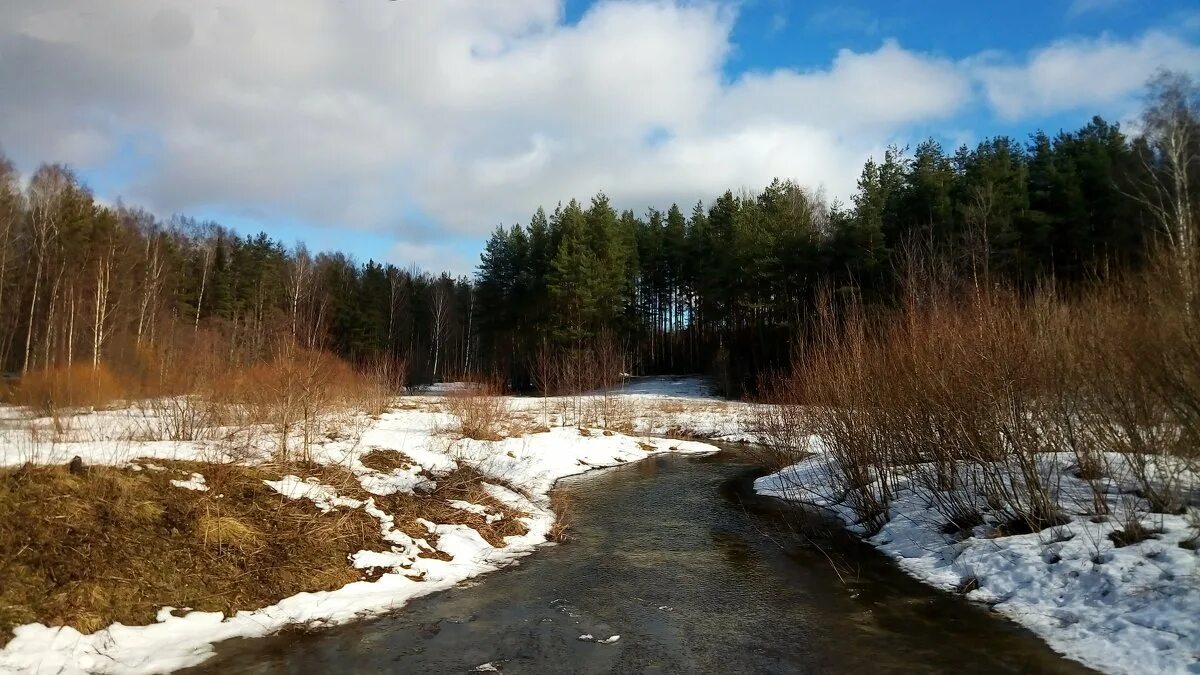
xmin=443 ymin=379 xmax=511 ymax=441
xmin=759 ymin=259 xmax=1200 ymax=539
xmin=7 ymin=364 xmax=127 ymax=413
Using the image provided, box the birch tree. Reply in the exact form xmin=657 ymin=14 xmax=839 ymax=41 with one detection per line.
xmin=23 ymin=165 xmax=73 ymax=374
xmin=287 ymin=244 xmax=312 ymax=343
xmin=1134 ymin=70 xmax=1199 ymax=308
xmin=430 ymin=275 xmax=451 ymax=379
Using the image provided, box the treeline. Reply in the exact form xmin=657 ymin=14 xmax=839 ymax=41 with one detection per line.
xmin=0 ymin=158 xmax=476 ymax=388
xmin=476 ymin=116 xmax=1163 ymax=390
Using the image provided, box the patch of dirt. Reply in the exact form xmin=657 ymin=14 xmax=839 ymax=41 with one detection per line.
xmin=358 ymin=449 xmax=413 ymax=473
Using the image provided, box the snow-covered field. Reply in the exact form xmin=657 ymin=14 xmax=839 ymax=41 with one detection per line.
xmin=0 ymin=377 xmax=733 ymax=674
xmin=757 ymin=453 xmax=1200 ymax=675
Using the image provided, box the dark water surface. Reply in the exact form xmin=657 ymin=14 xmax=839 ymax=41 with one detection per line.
xmin=188 ymin=450 xmax=1093 ymax=674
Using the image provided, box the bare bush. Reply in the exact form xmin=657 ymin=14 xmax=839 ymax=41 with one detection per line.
xmin=443 ymin=379 xmax=511 ymax=441
xmin=758 ymin=260 xmax=1200 ymax=538
xmin=6 ymin=364 xmax=127 ymax=413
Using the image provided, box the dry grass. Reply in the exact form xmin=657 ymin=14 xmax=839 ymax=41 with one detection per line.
xmin=1108 ymin=517 xmax=1163 ymax=548
xmin=443 ymin=381 xmax=511 ymax=441
xmin=0 ymin=460 xmax=384 ymax=644
xmin=547 ymin=491 xmax=573 ymax=543
xmin=4 ymin=364 xmax=128 ymax=413
xmin=358 ymin=449 xmax=413 ymax=473
xmin=0 ymin=453 xmax=535 ymax=644
xmin=8 ymin=343 xmax=404 ymax=464
xmin=199 ymin=346 xmax=401 ymax=464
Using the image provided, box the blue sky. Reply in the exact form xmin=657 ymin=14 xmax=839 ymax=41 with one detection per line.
xmin=1 ymin=0 xmax=1198 ymax=275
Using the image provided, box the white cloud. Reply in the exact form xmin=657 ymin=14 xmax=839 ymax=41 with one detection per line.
xmin=388 ymin=240 xmax=480 ymax=278
xmin=973 ymin=31 xmax=1200 ymax=120
xmin=0 ymin=0 xmax=1196 ymax=258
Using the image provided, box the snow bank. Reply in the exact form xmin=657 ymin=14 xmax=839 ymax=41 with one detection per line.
xmin=756 ymin=454 xmax=1200 ymax=675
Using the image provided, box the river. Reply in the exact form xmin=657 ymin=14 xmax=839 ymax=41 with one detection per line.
xmin=186 ymin=448 xmax=1093 ymax=674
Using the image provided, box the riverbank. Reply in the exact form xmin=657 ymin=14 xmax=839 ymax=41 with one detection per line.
xmin=0 ymin=379 xmax=724 ymax=674
xmin=755 ymin=454 xmax=1200 ymax=675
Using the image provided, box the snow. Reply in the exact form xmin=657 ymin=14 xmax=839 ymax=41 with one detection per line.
xmin=263 ymin=476 xmax=363 ymax=513
xmin=169 ymin=472 xmax=208 ymax=492
xmin=0 ymin=378 xmax=727 ymax=674
xmin=577 ymin=634 xmax=620 ymax=644
xmin=447 ymin=499 xmax=503 ymax=523
xmin=756 ymin=452 xmax=1200 ymax=675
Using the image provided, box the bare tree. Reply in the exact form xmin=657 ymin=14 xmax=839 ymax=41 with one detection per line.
xmin=430 ymin=275 xmax=451 ymax=380
xmin=531 ymin=338 xmax=558 ymax=425
xmin=127 ymin=209 xmax=167 ymax=347
xmin=1133 ymin=70 xmax=1199 ymax=308
xmin=462 ymin=284 xmax=474 ymax=374
xmin=962 ymin=180 xmax=996 ymax=293
xmin=180 ymin=218 xmax=217 ymax=332
xmin=91 ymin=211 xmax=120 ymax=369
xmin=23 ymin=165 xmax=74 ymax=373
xmin=387 ymin=264 xmax=406 ymax=354
xmin=287 ymin=243 xmax=312 ymax=343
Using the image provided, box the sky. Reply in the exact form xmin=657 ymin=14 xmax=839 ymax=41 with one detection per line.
xmin=1 ymin=0 xmax=1198 ymax=276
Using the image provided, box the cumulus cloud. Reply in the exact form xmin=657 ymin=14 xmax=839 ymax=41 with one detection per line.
xmin=0 ymin=0 xmax=1197 ymax=257
xmin=973 ymin=31 xmax=1200 ymax=120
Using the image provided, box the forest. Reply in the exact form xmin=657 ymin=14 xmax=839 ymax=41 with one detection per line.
xmin=0 ymin=71 xmax=1195 ymax=398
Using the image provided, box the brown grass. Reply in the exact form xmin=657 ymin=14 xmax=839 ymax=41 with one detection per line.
xmin=5 ymin=364 xmax=128 ymax=412
xmin=547 ymin=491 xmax=573 ymax=543
xmin=0 ymin=455 xmax=531 ymax=643
xmin=443 ymin=381 xmax=511 ymax=441
xmin=0 ymin=460 xmax=384 ymax=644
xmin=1108 ymin=517 xmax=1163 ymax=548
xmin=358 ymin=449 xmax=413 ymax=473
xmin=205 ymin=346 xmax=399 ymax=464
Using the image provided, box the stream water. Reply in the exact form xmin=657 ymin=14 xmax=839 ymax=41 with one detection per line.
xmin=187 ymin=449 xmax=1093 ymax=674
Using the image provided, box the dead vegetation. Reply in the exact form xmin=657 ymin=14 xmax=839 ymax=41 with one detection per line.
xmin=442 ymin=380 xmax=512 ymax=441
xmin=0 ymin=453 xmax=533 ymax=644
xmin=528 ymin=331 xmax=634 ymax=431
xmin=358 ymin=449 xmax=412 ymax=473
xmin=757 ymin=259 xmax=1200 ymax=537
xmin=0 ymin=460 xmax=382 ymax=644
xmin=3 ymin=342 xmax=405 ymax=464
xmin=547 ymin=491 xmax=573 ymax=543
xmin=369 ymin=464 xmax=528 ymax=548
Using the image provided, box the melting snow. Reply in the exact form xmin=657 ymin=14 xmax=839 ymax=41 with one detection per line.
xmin=169 ymin=473 xmax=208 ymax=492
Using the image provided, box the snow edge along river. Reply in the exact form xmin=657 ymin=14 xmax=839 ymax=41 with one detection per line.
xmin=755 ymin=454 xmax=1200 ymax=675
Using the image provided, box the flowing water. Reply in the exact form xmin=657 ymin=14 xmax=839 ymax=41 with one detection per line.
xmin=188 ymin=449 xmax=1093 ymax=674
